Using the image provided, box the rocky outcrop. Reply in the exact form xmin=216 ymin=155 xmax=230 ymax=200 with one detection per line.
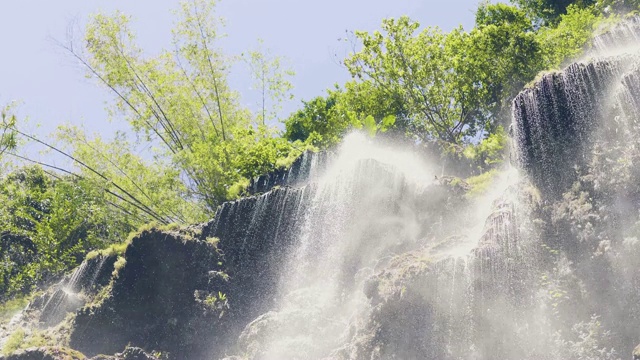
xmin=0 ymin=347 xmax=85 ymax=360
xmin=89 ymin=347 xmax=159 ymax=360
xmin=201 ymin=185 xmax=314 ymax=348
xmin=512 ymin=57 xmax=634 ymax=198
xmin=328 ymin=184 xmax=541 ymax=360
xmin=512 ymin=25 xmax=640 ymax=359
xmin=68 ymin=229 xmax=226 ymax=359
xmin=29 ymin=254 xmax=118 ymax=327
xmin=247 ymin=151 xmax=330 ymax=195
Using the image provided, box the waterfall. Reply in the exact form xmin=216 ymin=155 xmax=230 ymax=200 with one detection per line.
xmin=37 ymin=254 xmax=114 ymax=327
xmin=211 ymin=17 xmax=640 ymax=360
xmin=211 ymin=133 xmax=527 ymax=359
xmin=510 ymin=15 xmax=640 ymax=358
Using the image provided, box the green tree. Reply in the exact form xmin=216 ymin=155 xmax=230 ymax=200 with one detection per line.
xmin=247 ymin=40 xmax=295 ymax=127
xmin=471 ymin=3 xmax=544 ymax=125
xmin=0 ymin=166 xmax=134 ymax=299
xmin=63 ymin=0 xmax=300 ymax=212
xmin=344 ymin=8 xmax=542 ymax=145
xmin=511 ymin=0 xmax=596 ymax=25
xmin=56 ymin=126 xmax=205 ymax=224
xmin=535 ymin=5 xmax=602 ymax=67
xmin=284 ymin=86 xmax=396 ymax=148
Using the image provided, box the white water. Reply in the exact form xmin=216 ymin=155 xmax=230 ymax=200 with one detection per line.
xmin=235 ymin=133 xmax=520 ymax=359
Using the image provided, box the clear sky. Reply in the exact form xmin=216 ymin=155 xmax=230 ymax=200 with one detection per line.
xmin=0 ymin=0 xmax=482 ymax=149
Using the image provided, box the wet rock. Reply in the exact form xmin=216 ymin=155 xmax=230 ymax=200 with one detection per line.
xmin=69 ymin=229 xmax=227 ymax=360
xmin=89 ymin=347 xmax=159 ymax=360
xmin=512 ymin=55 xmax=638 ymax=198
xmin=32 ymin=254 xmax=118 ymax=328
xmin=247 ymin=150 xmax=330 ymax=195
xmin=0 ymin=346 xmax=85 ymax=360
xmin=201 ymin=185 xmax=313 ymax=347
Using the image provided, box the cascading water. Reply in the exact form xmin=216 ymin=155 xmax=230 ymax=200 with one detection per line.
xmin=509 ymin=15 xmax=640 ymax=359
xmin=214 ymin=133 xmax=526 ymax=360
xmin=215 ymin=17 xmax=640 ymax=360
xmin=35 ymin=254 xmax=114 ymax=327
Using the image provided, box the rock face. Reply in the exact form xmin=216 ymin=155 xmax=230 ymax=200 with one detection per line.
xmin=247 ymin=151 xmax=330 ymax=195
xmin=32 ymin=254 xmax=118 ymax=327
xmin=512 ymin=29 xmax=640 ymax=358
xmin=326 ymin=185 xmax=541 ymax=360
xmin=200 ymin=185 xmax=315 ymax=349
xmin=68 ymin=229 xmax=226 ymax=359
xmin=89 ymin=347 xmax=159 ymax=360
xmin=0 ymin=347 xmax=85 ymax=360
xmin=512 ymin=57 xmax=634 ymax=198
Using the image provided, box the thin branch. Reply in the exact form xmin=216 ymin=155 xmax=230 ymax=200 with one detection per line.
xmin=13 ymin=129 xmax=168 ymax=224
xmin=57 ymin=38 xmax=178 ymax=154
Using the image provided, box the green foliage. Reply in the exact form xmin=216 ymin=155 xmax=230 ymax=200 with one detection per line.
xmin=283 ymin=86 xmax=397 ymax=148
xmin=199 ymin=290 xmax=229 ymax=317
xmin=511 ymin=0 xmax=596 ymax=25
xmin=284 ymin=89 xmax=359 ymax=147
xmin=247 ymin=39 xmax=295 ymax=126
xmin=66 ymin=0 xmax=302 ymax=213
xmin=465 ymin=169 xmax=500 ymax=198
xmin=0 ymin=166 xmax=133 ymax=300
xmin=0 ymin=296 xmax=29 ymax=323
xmin=463 ymin=126 xmax=508 ymax=170
xmin=57 ymin=127 xmax=206 ymax=224
xmin=512 ymin=0 xmax=640 ymax=24
xmin=536 ymin=5 xmax=602 ymax=67
xmin=554 ymin=315 xmax=620 ymax=360
xmin=0 ymin=103 xmax=18 ymax=158
xmin=342 ymin=5 xmax=546 ymax=145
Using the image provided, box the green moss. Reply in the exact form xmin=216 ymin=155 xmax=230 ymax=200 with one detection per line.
xmin=23 ymin=331 xmax=49 ymax=348
xmin=125 ymin=222 xmax=160 ymax=243
xmin=43 ymin=347 xmax=86 ymax=359
xmin=0 ymin=296 xmax=29 ymax=323
xmin=206 ymin=236 xmax=220 ymax=247
xmin=2 ymin=328 xmax=25 ymax=355
xmin=2 ymin=328 xmax=52 ymax=355
xmin=465 ymin=169 xmax=500 ymax=198
xmin=112 ymin=256 xmax=127 ymax=279
xmin=160 ymin=223 xmax=181 ymax=232
xmin=85 ymin=242 xmax=129 ymax=261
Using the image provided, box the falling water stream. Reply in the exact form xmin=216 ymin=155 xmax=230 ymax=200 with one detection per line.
xmin=219 ymin=133 xmax=523 ymax=359
xmin=221 ymin=16 xmax=640 ymax=359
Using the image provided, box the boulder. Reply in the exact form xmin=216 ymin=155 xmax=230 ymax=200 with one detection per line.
xmin=69 ymin=228 xmax=227 ymax=359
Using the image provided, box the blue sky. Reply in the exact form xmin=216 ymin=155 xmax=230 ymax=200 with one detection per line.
xmin=0 ymin=0 xmax=481 ymax=154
